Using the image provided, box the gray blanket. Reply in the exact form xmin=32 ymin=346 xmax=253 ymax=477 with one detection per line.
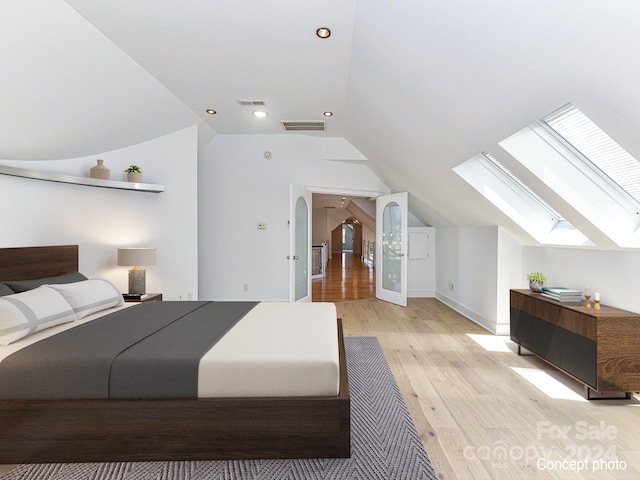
xmin=0 ymin=301 xmax=257 ymax=400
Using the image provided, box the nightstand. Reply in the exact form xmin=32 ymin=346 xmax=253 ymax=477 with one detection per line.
xmin=123 ymin=293 xmax=163 ymax=302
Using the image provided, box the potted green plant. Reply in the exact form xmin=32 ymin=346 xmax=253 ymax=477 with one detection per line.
xmin=124 ymin=165 xmax=143 ymax=183
xmin=527 ymin=272 xmax=546 ymax=292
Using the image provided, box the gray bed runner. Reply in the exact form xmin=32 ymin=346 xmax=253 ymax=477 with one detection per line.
xmin=0 ymin=301 xmax=257 ymax=400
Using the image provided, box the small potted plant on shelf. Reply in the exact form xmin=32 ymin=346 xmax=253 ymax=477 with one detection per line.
xmin=527 ymin=272 xmax=546 ymax=292
xmin=124 ymin=165 xmax=143 ymax=183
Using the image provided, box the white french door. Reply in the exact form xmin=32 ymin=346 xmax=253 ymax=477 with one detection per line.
xmin=376 ymin=192 xmax=408 ymax=306
xmin=289 ymin=185 xmax=312 ymax=302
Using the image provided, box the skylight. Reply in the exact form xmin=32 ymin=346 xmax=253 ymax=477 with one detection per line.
xmin=542 ymin=104 xmax=640 ymax=207
xmin=500 ymin=103 xmax=640 ymax=248
xmin=453 ymin=152 xmax=591 ymax=246
xmin=482 ymin=152 xmax=565 ymax=221
xmin=458 ymin=102 xmax=640 ymax=248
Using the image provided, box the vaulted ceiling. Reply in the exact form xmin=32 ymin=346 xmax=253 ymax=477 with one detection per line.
xmin=3 ymin=0 xmax=640 ymax=245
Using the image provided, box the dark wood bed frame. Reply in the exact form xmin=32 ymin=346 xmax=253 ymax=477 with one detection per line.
xmin=0 ymin=245 xmax=350 ymax=463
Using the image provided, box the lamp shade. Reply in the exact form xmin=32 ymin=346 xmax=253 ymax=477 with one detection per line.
xmin=117 ymin=248 xmax=156 ymax=266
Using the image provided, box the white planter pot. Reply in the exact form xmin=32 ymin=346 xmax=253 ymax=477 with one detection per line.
xmin=127 ymin=172 xmax=142 ymax=183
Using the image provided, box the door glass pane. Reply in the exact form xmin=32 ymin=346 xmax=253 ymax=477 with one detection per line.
xmin=295 ymin=196 xmax=308 ymax=301
xmin=382 ymin=201 xmax=402 ymax=293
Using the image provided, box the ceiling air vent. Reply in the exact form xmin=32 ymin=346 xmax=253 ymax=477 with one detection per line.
xmin=238 ymin=100 xmax=265 ymax=106
xmin=281 ymin=121 xmax=326 ymax=132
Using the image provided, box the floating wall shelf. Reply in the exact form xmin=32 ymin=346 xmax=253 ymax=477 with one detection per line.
xmin=0 ymin=164 xmax=164 ymax=193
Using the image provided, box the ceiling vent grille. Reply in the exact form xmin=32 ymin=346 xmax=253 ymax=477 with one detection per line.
xmin=237 ymin=100 xmax=265 ymax=106
xmin=281 ymin=121 xmax=326 ymax=132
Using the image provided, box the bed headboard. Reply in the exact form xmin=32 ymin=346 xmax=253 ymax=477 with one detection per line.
xmin=0 ymin=245 xmax=79 ymax=281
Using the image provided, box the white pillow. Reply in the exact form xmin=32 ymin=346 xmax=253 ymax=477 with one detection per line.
xmin=47 ymin=278 xmax=124 ymax=319
xmin=0 ymin=286 xmax=76 ymax=346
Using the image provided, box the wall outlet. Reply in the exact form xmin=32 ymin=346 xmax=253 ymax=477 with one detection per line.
xmin=177 ymin=293 xmax=184 ymax=300
xmin=243 ymin=283 xmax=249 ymax=292
xmin=257 ymin=223 xmax=267 ymax=230
xmin=449 ymin=282 xmax=455 ymax=291
xmin=187 ymin=292 xmax=193 ymax=300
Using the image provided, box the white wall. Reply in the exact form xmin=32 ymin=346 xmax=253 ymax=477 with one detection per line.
xmin=496 ymin=228 xmax=522 ymax=333
xmin=0 ymin=127 xmax=199 ymax=300
xmin=198 ymin=134 xmax=388 ymax=301
xmin=436 ymin=224 xmax=640 ymax=334
xmin=436 ymin=225 xmax=516 ymax=334
xmin=521 ymin=246 xmax=640 ymax=314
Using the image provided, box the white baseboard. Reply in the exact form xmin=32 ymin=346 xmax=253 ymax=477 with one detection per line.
xmin=435 ymin=291 xmax=503 ymax=335
xmin=408 ymin=289 xmax=435 ymax=298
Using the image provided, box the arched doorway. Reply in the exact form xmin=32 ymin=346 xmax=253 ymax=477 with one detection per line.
xmin=331 ymin=217 xmax=362 ymax=256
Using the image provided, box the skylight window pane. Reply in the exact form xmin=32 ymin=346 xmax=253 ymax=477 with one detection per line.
xmin=454 ymin=153 xmax=591 ymax=246
xmin=481 ymin=152 xmax=565 ymax=221
xmin=542 ymin=105 xmax=640 ymax=205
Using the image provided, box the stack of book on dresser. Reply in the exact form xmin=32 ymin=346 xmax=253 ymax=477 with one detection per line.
xmin=541 ymin=287 xmax=582 ymax=302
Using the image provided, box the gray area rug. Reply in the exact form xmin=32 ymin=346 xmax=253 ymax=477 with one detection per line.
xmin=1 ymin=337 xmax=437 ymax=480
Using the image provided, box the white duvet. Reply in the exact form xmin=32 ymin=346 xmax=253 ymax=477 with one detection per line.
xmin=199 ymin=301 xmax=339 ymax=397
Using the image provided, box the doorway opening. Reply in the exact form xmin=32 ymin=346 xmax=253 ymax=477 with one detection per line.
xmin=331 ymin=217 xmax=362 ymax=256
xmin=311 ymin=194 xmax=375 ymax=302
xmin=342 ymin=224 xmax=353 ymax=252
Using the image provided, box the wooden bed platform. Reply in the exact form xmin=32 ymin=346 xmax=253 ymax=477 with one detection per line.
xmin=0 ymin=245 xmax=350 ymax=463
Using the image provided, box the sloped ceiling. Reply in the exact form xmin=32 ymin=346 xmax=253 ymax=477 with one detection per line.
xmin=3 ymin=0 xmax=640 ymax=242
xmin=0 ymin=0 xmax=212 ymax=160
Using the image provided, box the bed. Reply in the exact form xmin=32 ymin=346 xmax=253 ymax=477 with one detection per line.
xmin=0 ymin=245 xmax=350 ymax=463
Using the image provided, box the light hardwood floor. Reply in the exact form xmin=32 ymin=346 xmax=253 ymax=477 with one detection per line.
xmin=337 ymin=297 xmax=640 ymax=480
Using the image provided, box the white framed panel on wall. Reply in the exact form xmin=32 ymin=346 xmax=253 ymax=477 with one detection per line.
xmin=408 ymin=227 xmax=435 ymax=297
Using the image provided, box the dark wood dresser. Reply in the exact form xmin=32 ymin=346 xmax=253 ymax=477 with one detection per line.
xmin=510 ymin=289 xmax=640 ymax=399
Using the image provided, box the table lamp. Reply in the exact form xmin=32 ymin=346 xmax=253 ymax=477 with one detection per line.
xmin=117 ymin=247 xmax=156 ymax=294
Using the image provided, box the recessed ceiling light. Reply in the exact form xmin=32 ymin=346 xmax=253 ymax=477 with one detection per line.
xmin=323 ymin=111 xmax=333 ymax=117
xmin=252 ymin=110 xmax=268 ymax=118
xmin=206 ymin=109 xmax=217 ymax=115
xmin=316 ymin=27 xmax=331 ymax=39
